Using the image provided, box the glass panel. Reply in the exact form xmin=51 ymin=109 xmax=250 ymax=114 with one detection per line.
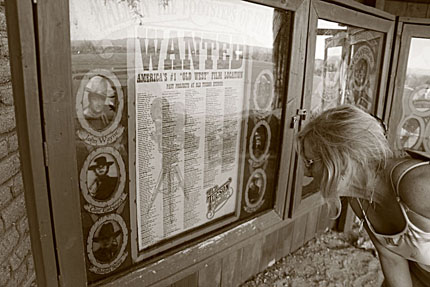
xmin=396 ymin=37 xmax=430 ymax=152
xmin=399 ymin=116 xmax=422 ymax=148
xmin=303 ymin=19 xmax=385 ymax=199
xmin=70 ymin=0 xmax=291 ymax=281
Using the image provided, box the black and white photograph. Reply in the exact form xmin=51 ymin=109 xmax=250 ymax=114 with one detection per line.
xmin=5 ymin=0 xmax=430 ymax=286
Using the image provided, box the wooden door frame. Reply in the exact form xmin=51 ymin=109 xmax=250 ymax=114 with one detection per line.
xmin=385 ymin=18 xmax=430 ymax=154
xmin=35 ymin=0 xmax=88 ymax=285
xmin=5 ymin=0 xmax=60 ymax=286
xmin=288 ymin=0 xmax=396 ymax=217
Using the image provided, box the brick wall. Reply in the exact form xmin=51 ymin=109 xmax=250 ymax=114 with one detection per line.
xmin=0 ymin=1 xmax=36 ymax=286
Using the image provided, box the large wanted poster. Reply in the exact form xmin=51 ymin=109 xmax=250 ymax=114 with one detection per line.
xmin=135 ymin=28 xmax=246 ymax=249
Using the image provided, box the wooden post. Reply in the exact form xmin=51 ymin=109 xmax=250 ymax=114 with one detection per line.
xmin=5 ymin=0 xmax=58 ymax=286
xmin=336 ymin=198 xmax=355 ymax=232
xmin=375 ymin=0 xmax=386 ymax=10
xmin=35 ymin=0 xmax=87 ymax=285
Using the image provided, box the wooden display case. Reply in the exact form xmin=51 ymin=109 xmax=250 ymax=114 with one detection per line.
xmin=288 ymin=0 xmax=396 ymax=218
xmin=386 ymin=17 xmax=430 ymax=155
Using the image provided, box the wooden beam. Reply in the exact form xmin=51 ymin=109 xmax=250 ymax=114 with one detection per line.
xmin=5 ymin=0 xmax=58 ymax=286
xmin=384 ymin=1 xmax=408 ymax=16
xmin=394 ymin=0 xmax=430 ymax=3
xmin=406 ymin=2 xmax=429 ymax=18
xmin=375 ymin=0 xmax=385 ymax=10
xmin=322 ymin=0 xmax=395 ymax=20
xmin=359 ymin=0 xmax=377 ymax=7
xmin=35 ymin=0 xmax=87 ymax=285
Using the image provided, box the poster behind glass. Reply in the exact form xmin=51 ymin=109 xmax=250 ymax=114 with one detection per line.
xmin=396 ymin=38 xmax=430 ymax=153
xmin=302 ymin=19 xmax=385 ymax=198
xmin=130 ymin=2 xmax=280 ymax=251
xmin=69 ymin=0 xmax=287 ymax=281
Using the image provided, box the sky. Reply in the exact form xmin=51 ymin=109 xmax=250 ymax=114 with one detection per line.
xmin=69 ymin=0 xmax=274 ymax=48
xmin=315 ymin=20 xmax=346 ymax=60
xmin=407 ymin=38 xmax=430 ymax=71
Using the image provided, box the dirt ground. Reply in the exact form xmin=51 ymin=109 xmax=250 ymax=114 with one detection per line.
xmin=240 ymin=220 xmax=384 ymax=287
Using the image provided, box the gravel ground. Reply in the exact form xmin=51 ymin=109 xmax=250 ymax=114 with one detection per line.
xmin=240 ymin=221 xmax=384 ymax=287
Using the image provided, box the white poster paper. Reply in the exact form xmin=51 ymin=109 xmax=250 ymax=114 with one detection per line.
xmin=134 ymin=27 xmax=246 ymax=249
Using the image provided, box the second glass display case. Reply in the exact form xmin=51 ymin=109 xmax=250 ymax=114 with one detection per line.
xmin=289 ymin=0 xmax=395 ymax=216
xmin=388 ymin=19 xmax=430 ymax=155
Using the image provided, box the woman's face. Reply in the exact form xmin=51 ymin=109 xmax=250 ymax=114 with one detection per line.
xmin=302 ymin=138 xmax=324 ymax=184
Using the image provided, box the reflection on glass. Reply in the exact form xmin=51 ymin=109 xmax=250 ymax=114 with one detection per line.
xmin=411 ymin=85 xmax=430 ymax=113
xmin=302 ymin=19 xmax=385 ymax=199
xmin=397 ymin=37 xmax=430 ymax=152
xmin=70 ymin=0 xmax=290 ymax=276
xmin=322 ymin=46 xmax=342 ymax=107
xmin=400 ymin=118 xmax=421 ymax=148
xmin=310 ymin=19 xmax=384 ymax=115
xmin=83 ymin=76 xmax=117 ymax=131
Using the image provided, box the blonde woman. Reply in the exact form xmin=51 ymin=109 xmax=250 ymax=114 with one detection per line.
xmin=296 ymin=104 xmax=430 ymax=286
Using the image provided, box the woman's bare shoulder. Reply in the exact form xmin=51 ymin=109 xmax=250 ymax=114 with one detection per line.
xmin=398 ymin=162 xmax=430 ymax=218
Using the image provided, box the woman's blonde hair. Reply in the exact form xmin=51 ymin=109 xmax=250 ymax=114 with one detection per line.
xmin=296 ymin=104 xmax=392 ymax=205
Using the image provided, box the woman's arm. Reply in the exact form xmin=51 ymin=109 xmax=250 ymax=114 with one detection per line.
xmin=366 ymin=227 xmax=412 ymax=287
xmin=348 ymin=198 xmax=412 ymax=286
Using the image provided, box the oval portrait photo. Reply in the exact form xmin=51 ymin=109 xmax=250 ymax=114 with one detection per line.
xmin=87 ymin=214 xmax=128 ymax=274
xmin=253 ymin=69 xmax=274 ymax=115
xmin=249 ymin=120 xmax=271 ymax=164
xmin=83 ymin=75 xmax=117 ymax=131
xmin=87 ymin=154 xmax=119 ymax=201
xmin=80 ymin=147 xmax=126 ymax=214
xmin=244 ymin=168 xmax=267 ymax=212
xmin=75 ymin=69 xmax=124 ymax=142
xmin=92 ymin=221 xmax=123 ymax=264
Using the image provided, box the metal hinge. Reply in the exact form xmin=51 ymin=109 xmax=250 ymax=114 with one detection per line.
xmin=43 ymin=142 xmax=49 ymax=166
xmin=297 ymin=108 xmax=307 ymax=120
xmin=290 ymin=108 xmax=307 ymax=129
